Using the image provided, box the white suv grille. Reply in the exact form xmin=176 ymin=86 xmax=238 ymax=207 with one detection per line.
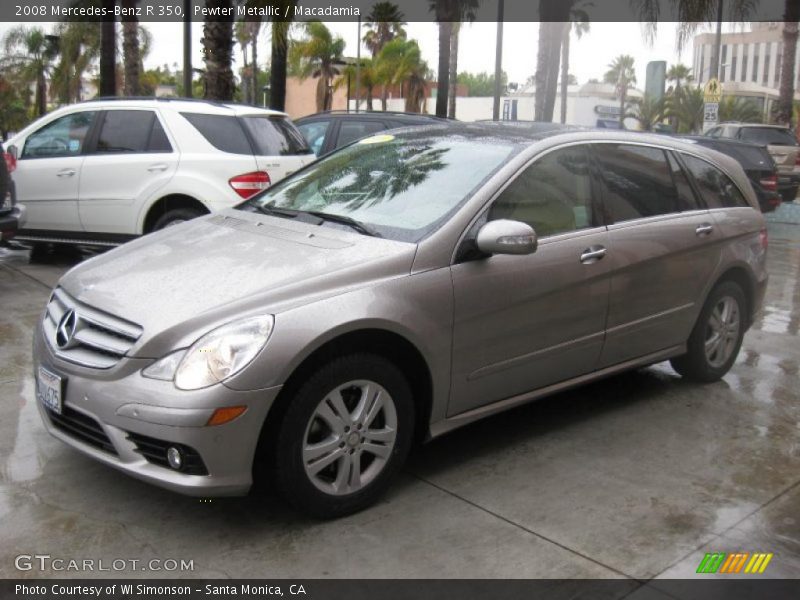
xmin=43 ymin=288 xmax=143 ymax=369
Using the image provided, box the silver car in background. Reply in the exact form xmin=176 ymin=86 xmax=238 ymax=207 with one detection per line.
xmin=33 ymin=124 xmax=768 ymax=517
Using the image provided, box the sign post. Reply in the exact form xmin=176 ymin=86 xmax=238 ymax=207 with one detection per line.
xmin=703 ymin=78 xmax=722 ymax=133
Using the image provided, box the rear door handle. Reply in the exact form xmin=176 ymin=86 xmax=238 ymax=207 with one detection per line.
xmin=696 ymin=223 xmax=714 ymax=236
xmin=56 ymin=168 xmax=76 ymax=178
xmin=147 ymin=163 xmax=168 ymax=172
xmin=580 ymin=246 xmax=607 ymax=264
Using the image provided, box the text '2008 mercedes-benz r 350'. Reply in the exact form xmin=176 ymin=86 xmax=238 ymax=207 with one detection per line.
xmin=33 ymin=124 xmax=768 ymax=518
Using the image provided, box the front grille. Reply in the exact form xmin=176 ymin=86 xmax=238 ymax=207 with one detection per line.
xmin=47 ymin=405 xmax=118 ymax=455
xmin=126 ymin=432 xmax=208 ymax=475
xmin=43 ymin=288 xmax=143 ymax=369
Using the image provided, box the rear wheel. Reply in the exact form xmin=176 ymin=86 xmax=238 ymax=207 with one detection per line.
xmin=152 ymin=208 xmax=203 ymax=231
xmin=670 ymin=281 xmax=746 ymax=382
xmin=272 ymin=354 xmax=414 ymax=518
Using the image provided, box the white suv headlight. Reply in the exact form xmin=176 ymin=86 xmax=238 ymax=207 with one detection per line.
xmin=143 ymin=315 xmax=274 ymax=390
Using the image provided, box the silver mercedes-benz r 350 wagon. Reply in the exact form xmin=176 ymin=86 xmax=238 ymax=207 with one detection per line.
xmin=33 ymin=124 xmax=768 ymax=517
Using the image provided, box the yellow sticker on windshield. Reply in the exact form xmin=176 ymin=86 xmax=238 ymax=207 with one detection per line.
xmin=359 ymin=134 xmax=395 ymax=144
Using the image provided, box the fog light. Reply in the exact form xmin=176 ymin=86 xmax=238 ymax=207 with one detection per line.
xmin=166 ymin=446 xmax=183 ymax=470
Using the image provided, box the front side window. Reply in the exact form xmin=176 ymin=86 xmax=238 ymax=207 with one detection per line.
xmin=241 ymin=133 xmax=517 ymax=242
xmin=297 ymin=120 xmax=330 ymax=156
xmin=682 ymin=155 xmax=749 ymax=209
xmin=488 ymin=146 xmax=596 ymax=237
xmin=22 ymin=111 xmax=97 ymax=159
xmin=594 ymin=144 xmax=680 ymax=222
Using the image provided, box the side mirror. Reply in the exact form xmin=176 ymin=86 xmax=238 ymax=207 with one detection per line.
xmin=476 ymin=219 xmax=538 ymax=256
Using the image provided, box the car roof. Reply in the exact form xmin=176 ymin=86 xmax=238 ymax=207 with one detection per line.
xmin=722 ymin=122 xmax=791 ymax=130
xmin=78 ymin=97 xmax=287 ymax=117
xmin=295 ymin=110 xmax=448 ymax=123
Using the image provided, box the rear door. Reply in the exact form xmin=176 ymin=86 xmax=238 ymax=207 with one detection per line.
xmin=14 ymin=110 xmax=98 ymax=232
xmin=594 ymin=143 xmax=721 ymax=368
xmin=239 ymin=114 xmax=314 ymax=183
xmin=449 ymin=144 xmax=611 ymax=415
xmin=78 ymin=109 xmax=178 ymax=235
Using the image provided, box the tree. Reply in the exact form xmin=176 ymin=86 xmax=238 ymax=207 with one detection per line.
xmin=0 ymin=74 xmax=28 ymax=140
xmin=666 ymin=63 xmax=693 ymax=91
xmin=447 ymin=21 xmax=461 ymax=118
xmin=339 ymin=58 xmax=378 ymax=111
xmin=630 ymin=94 xmax=665 ymax=131
xmin=363 ymin=2 xmax=406 ymax=110
xmin=456 ymin=71 xmax=507 ymax=96
xmin=100 ymin=0 xmax=117 ymax=96
xmin=775 ymin=9 xmax=799 ymax=126
xmin=431 ymin=0 xmax=480 ymax=118
xmin=122 ymin=0 xmax=141 ymax=95
xmin=290 ymin=21 xmax=345 ymax=112
xmin=377 ymin=38 xmax=429 ymax=113
xmin=202 ymin=0 xmax=235 ymax=101
xmin=719 ymin=96 xmax=762 ymax=123
xmin=263 ymin=0 xmax=298 ymax=111
xmin=665 ymin=86 xmax=705 ymax=133
xmin=1 ymin=26 xmax=59 ymax=116
xmin=604 ymin=55 xmax=636 ymax=128
xmin=51 ymin=22 xmax=101 ymax=104
xmin=560 ymin=13 xmax=590 ymax=124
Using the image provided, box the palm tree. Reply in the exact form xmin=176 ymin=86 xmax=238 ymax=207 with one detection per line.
xmin=261 ymin=0 xmax=298 ymax=111
xmin=560 ymin=13 xmax=590 ymax=124
xmin=666 ymin=63 xmax=693 ymax=92
xmin=604 ymin=55 xmax=636 ymax=128
xmin=630 ymin=94 xmax=665 ymax=131
xmin=363 ymin=1 xmax=406 ymax=110
xmin=718 ymin=96 xmax=762 ymax=123
xmin=775 ymin=11 xmax=799 ymax=125
xmin=377 ymin=38 xmax=429 ymax=113
xmin=339 ymin=58 xmax=378 ymax=111
xmin=235 ymin=20 xmax=252 ymax=102
xmin=431 ymin=0 xmax=480 ymax=118
xmin=291 ymin=21 xmax=345 ymax=112
xmin=202 ymin=0 xmax=235 ymax=101
xmin=51 ymin=22 xmax=101 ymax=103
xmin=100 ymin=0 xmax=117 ymax=96
xmin=122 ymin=0 xmax=141 ymax=95
xmin=1 ymin=26 xmax=59 ymax=115
xmin=665 ymin=86 xmax=705 ymax=134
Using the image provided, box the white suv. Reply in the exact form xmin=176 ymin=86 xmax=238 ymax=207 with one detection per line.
xmin=3 ymin=98 xmax=314 ymax=245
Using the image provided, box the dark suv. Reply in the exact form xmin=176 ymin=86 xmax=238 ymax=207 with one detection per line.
xmin=294 ymin=111 xmax=448 ymax=156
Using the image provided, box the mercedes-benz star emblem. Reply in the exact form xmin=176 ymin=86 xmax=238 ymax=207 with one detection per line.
xmin=56 ymin=309 xmax=78 ymax=349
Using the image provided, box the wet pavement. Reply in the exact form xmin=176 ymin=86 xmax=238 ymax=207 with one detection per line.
xmin=0 ymin=219 xmax=798 ymax=582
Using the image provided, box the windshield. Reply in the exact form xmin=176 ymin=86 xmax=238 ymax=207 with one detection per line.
xmin=239 ymin=132 xmax=517 ymax=242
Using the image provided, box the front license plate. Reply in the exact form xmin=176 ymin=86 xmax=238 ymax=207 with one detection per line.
xmin=37 ymin=366 xmax=64 ymax=415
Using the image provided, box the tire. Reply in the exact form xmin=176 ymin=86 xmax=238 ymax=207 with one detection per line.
xmin=670 ymin=281 xmax=747 ymax=383
xmin=272 ymin=354 xmax=414 ymax=518
xmin=152 ymin=208 xmax=203 ymax=231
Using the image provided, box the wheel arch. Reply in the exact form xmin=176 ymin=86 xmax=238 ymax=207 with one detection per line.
xmin=141 ymin=194 xmax=210 ymax=234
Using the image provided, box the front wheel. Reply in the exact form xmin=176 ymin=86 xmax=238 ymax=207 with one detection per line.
xmin=670 ymin=281 xmax=746 ymax=382
xmin=272 ymin=354 xmax=414 ymax=518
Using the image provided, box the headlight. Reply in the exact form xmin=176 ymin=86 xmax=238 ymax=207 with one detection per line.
xmin=143 ymin=315 xmax=274 ymax=390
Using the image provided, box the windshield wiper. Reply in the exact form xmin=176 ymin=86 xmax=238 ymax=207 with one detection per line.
xmin=304 ymin=211 xmax=382 ymax=238
xmin=252 ymin=204 xmax=301 ymax=219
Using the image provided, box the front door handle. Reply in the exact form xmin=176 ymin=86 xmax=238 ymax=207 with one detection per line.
xmin=696 ymin=223 xmax=714 ymax=236
xmin=580 ymin=245 xmax=607 ymax=264
xmin=147 ymin=163 xmax=168 ymax=172
xmin=56 ymin=168 xmax=76 ymax=178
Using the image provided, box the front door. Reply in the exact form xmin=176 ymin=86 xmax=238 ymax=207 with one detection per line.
xmin=449 ymin=145 xmax=611 ymax=416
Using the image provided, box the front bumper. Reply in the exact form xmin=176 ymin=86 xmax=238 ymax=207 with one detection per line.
xmin=33 ymin=321 xmax=282 ymax=496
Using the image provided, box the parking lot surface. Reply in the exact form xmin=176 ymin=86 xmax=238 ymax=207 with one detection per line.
xmin=1 ymin=217 xmax=799 ymax=581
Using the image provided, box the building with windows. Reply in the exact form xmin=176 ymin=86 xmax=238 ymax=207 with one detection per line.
xmin=692 ymin=23 xmax=800 ymax=119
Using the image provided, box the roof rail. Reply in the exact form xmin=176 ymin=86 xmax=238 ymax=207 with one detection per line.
xmin=308 ymin=109 xmax=451 ymax=120
xmin=81 ymin=96 xmax=231 ymax=108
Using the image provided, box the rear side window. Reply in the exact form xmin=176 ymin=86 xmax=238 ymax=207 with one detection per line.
xmin=94 ymin=110 xmax=172 ymax=154
xmin=594 ymin=144 xmax=680 ymax=222
xmin=667 ymin=152 xmax=700 ymax=211
xmin=240 ymin=116 xmax=310 ymax=156
xmin=739 ymin=127 xmax=798 ymax=146
xmin=181 ymin=113 xmax=252 ymax=155
xmin=682 ymin=155 xmax=750 ymax=209
xmin=336 ymin=120 xmax=387 ymax=148
xmin=489 ymin=145 xmax=596 ymax=237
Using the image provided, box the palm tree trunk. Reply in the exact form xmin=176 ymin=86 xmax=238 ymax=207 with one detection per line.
xmin=366 ymin=85 xmax=374 ymax=111
xmin=122 ymin=0 xmax=140 ymax=96
xmin=435 ymin=21 xmax=453 ymax=118
xmin=619 ymin=88 xmax=626 ymax=128
xmin=202 ymin=0 xmax=235 ymax=101
xmin=776 ymin=11 xmax=799 ymax=125
xmin=270 ymin=20 xmax=289 ymax=110
xmin=535 ymin=22 xmax=563 ymax=122
xmin=100 ymin=0 xmax=117 ymax=96
xmin=251 ymin=32 xmax=258 ymax=106
xmin=381 ymin=85 xmax=388 ymax=111
xmin=36 ymin=69 xmax=46 ymax=116
xmin=448 ymin=22 xmax=460 ymax=119
xmin=559 ymin=25 xmax=570 ymax=124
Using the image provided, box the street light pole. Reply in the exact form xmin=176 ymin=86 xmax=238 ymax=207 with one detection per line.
xmin=492 ymin=0 xmax=504 ymax=121
xmin=355 ymin=16 xmax=362 ymax=113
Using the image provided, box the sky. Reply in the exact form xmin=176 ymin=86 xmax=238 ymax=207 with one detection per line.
xmin=0 ymin=20 xmax=728 ymax=90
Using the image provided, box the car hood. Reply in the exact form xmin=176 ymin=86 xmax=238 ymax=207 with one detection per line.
xmin=58 ymin=210 xmax=417 ymax=356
